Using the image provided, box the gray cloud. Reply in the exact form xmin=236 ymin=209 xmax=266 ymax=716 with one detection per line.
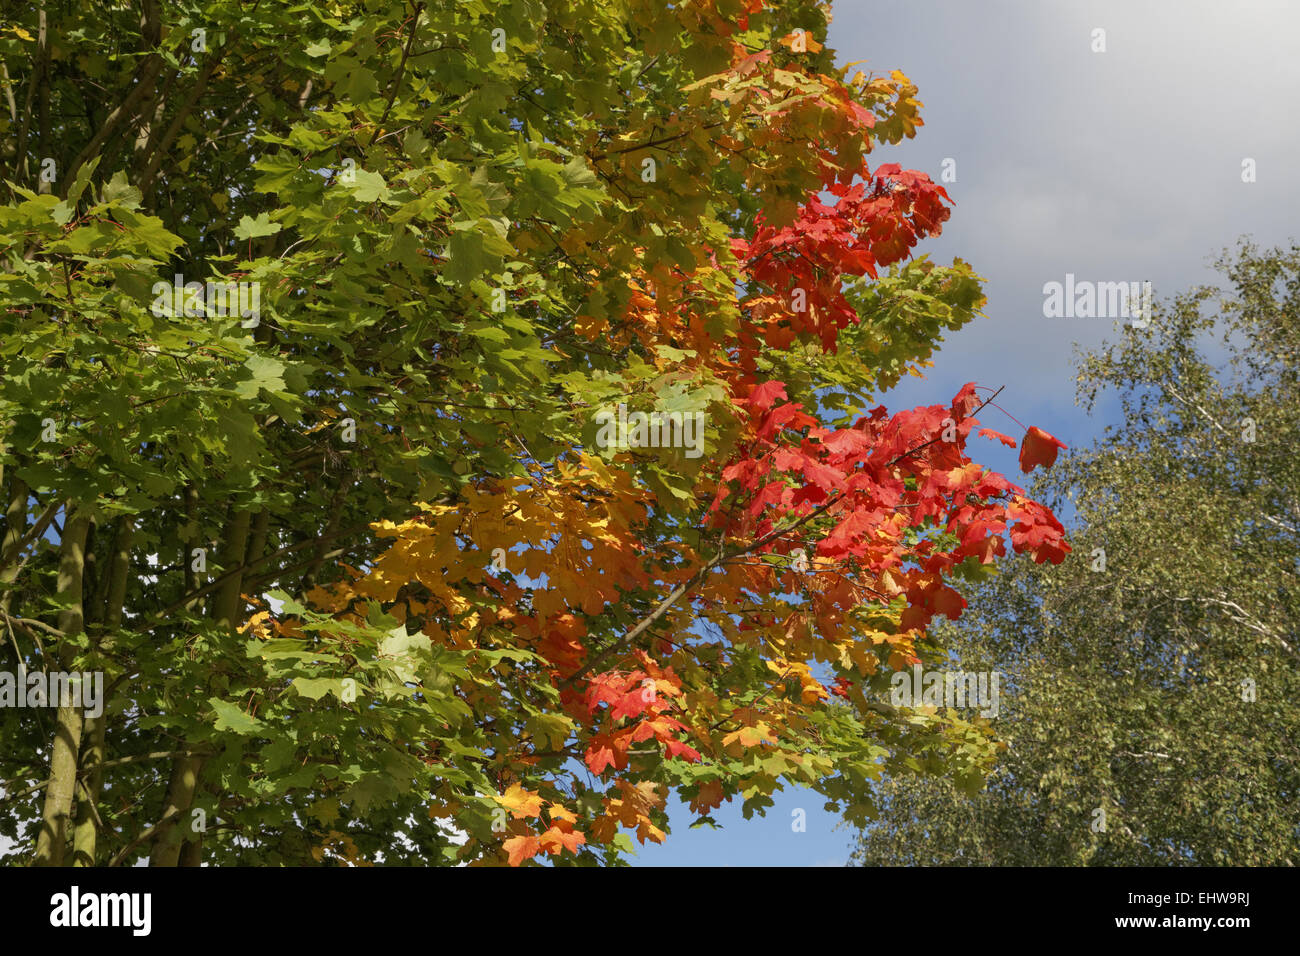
xmin=828 ymin=0 xmax=1300 ymax=423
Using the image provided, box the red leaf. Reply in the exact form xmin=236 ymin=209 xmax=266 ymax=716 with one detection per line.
xmin=1018 ymin=426 xmax=1067 ymax=473
xmin=932 ymin=585 xmax=965 ymax=620
xmin=977 ymin=427 xmax=1016 ymax=448
xmin=950 ymin=382 xmax=981 ymax=419
xmin=584 ymin=736 xmax=619 ymax=775
xmin=663 ymin=738 xmax=702 ymax=762
xmin=747 ymin=380 xmax=788 ymax=414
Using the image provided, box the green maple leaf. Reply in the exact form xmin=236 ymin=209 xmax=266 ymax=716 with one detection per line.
xmin=234 ymin=354 xmax=287 ymax=399
xmin=234 ymin=212 xmax=282 ymax=240
xmin=209 ymin=697 xmax=268 ymax=735
xmin=349 ymin=169 xmax=391 ymax=203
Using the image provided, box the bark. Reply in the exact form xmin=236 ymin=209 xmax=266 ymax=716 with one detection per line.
xmin=35 ymin=5 xmax=49 ymax=192
xmin=71 ymin=516 xmax=134 ymax=866
xmin=0 ymin=478 xmax=29 ymax=615
xmin=245 ymin=508 xmax=270 ymax=575
xmin=141 ymin=43 xmax=230 ymax=195
xmin=183 ymin=485 xmax=199 ymax=602
xmin=32 ymin=508 xmax=90 ymax=866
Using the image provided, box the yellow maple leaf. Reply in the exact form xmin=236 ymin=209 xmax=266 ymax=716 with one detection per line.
xmin=778 ymin=30 xmax=824 ymax=53
xmin=494 ymin=783 xmax=543 ymax=819
xmin=722 ymin=721 xmax=778 ymax=751
xmin=547 ymin=803 xmax=578 ymax=825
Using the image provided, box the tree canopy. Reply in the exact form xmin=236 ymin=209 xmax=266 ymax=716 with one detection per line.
xmin=1 ymin=0 xmax=1067 ymax=866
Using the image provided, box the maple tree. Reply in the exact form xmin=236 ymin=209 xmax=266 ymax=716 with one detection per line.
xmin=0 ymin=0 xmax=1066 ymax=866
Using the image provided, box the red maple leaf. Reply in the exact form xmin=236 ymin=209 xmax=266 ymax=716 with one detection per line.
xmin=1018 ymin=426 xmax=1067 ymax=473
xmin=978 ymin=427 xmax=1017 ymax=448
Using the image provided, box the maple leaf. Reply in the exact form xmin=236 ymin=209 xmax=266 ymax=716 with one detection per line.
xmin=950 ymin=382 xmax=982 ymax=419
xmin=585 ymin=732 xmax=630 ymax=775
xmin=663 ymin=738 xmax=703 ymax=762
xmin=590 ymin=814 xmax=619 ymax=845
xmin=722 ymin=722 xmax=778 ymax=752
xmin=747 ymin=379 xmax=789 ymax=413
xmin=503 ymin=834 xmax=541 ymax=867
xmin=548 ymin=803 xmax=579 ymax=825
xmin=978 ymin=427 xmax=1017 ymax=448
xmin=494 ymin=783 xmax=544 ymax=819
xmin=636 ymin=819 xmax=668 ymax=845
xmin=1019 ymin=426 xmax=1067 ymax=473
xmin=627 ymin=780 xmax=665 ymax=811
xmin=778 ymin=30 xmax=824 ymax=53
xmin=931 ymin=585 xmax=965 ymax=620
xmin=539 ymin=825 xmax=587 ymax=855
xmin=689 ymin=780 xmax=726 ymax=815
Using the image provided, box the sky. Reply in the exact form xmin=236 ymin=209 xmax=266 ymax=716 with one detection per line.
xmin=631 ymin=0 xmax=1300 ymax=866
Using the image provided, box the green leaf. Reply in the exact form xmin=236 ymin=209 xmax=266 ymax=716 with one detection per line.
xmin=293 ymin=677 xmax=347 ymax=701
xmin=209 ymin=697 xmax=268 ymax=735
xmin=234 ymin=354 xmax=287 ymax=399
xmin=445 ymin=229 xmax=487 ymax=285
xmin=349 ymin=169 xmax=391 ymax=204
xmin=234 ymin=212 xmax=283 ymax=240
xmin=100 ymin=170 xmax=141 ymax=207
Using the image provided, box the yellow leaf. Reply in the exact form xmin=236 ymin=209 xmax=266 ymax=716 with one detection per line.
xmin=722 ymin=721 xmax=777 ymax=750
xmin=547 ymin=803 xmax=578 ymax=825
xmin=494 ymin=783 xmax=543 ymax=819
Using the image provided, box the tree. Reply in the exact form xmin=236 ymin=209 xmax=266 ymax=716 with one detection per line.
xmin=851 ymin=241 xmax=1300 ymax=867
xmin=0 ymin=0 xmax=1065 ymax=866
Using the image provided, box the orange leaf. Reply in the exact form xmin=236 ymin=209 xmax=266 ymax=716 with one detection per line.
xmin=778 ymin=30 xmax=823 ymax=53
xmin=721 ymin=722 xmax=777 ymax=752
xmin=503 ymin=834 xmax=540 ymax=867
xmin=539 ymin=825 xmax=587 ymax=855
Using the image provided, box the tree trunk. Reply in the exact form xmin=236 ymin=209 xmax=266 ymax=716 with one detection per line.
xmin=72 ymin=516 xmax=133 ymax=866
xmin=32 ymin=508 xmax=91 ymax=866
xmin=0 ymin=477 xmax=29 ymax=615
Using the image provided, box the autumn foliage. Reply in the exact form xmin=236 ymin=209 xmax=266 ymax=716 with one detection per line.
xmin=0 ymin=0 xmax=1067 ymax=867
xmin=262 ymin=13 xmax=1068 ymax=864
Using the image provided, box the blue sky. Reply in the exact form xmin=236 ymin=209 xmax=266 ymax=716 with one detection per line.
xmin=632 ymin=0 xmax=1300 ymax=866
